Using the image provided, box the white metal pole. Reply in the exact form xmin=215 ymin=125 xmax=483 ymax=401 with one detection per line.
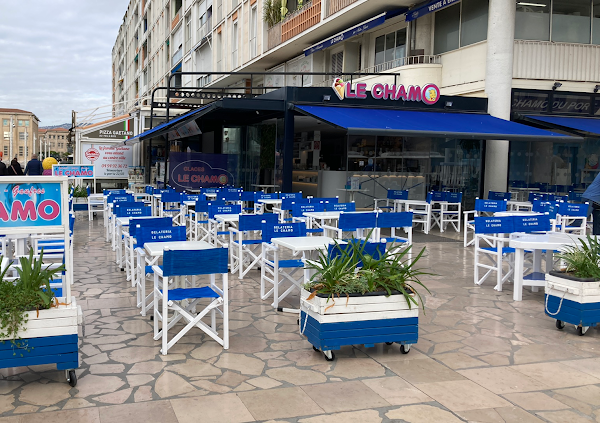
xmin=24 ymin=130 xmax=28 ymax=164
xmin=9 ymin=116 xmax=13 ymax=160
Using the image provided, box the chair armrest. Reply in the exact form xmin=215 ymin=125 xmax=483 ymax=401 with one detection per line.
xmin=152 ymin=265 xmax=163 ymax=277
xmin=463 ymin=210 xmax=476 ymax=218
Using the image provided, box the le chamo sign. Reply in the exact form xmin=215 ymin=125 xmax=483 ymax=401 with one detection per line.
xmin=332 ymin=78 xmax=440 ymax=105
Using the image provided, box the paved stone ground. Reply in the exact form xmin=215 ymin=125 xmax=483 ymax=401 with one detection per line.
xmin=1 ymin=218 xmax=600 ymax=422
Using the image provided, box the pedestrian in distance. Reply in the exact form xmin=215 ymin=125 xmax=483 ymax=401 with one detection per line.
xmin=24 ymin=153 xmax=43 ymax=175
xmin=0 ymin=159 xmax=6 ymax=176
xmin=8 ymin=158 xmax=23 ymax=176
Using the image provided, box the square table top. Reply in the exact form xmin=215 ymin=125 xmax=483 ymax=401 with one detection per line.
xmin=144 ymin=240 xmax=213 ymax=256
xmin=271 ymin=236 xmax=337 ymax=253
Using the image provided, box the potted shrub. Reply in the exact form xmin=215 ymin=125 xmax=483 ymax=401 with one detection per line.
xmin=301 ymin=240 xmax=430 ymax=361
xmin=545 ymin=235 xmax=600 ymax=336
xmin=72 ymin=185 xmax=88 ymax=203
xmin=0 ymin=251 xmax=80 ymax=386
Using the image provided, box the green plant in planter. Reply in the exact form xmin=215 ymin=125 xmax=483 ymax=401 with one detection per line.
xmin=72 ymin=185 xmax=88 ymax=198
xmin=0 ymin=250 xmax=66 ymax=348
xmin=304 ymin=238 xmax=431 ymax=311
xmin=555 ymin=235 xmax=600 ymax=280
xmin=263 ymin=0 xmax=283 ymax=27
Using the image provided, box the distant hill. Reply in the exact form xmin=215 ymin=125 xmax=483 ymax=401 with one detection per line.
xmin=40 ymin=123 xmax=71 ymax=130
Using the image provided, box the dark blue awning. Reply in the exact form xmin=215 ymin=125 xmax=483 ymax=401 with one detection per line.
xmin=294 ymin=105 xmax=581 ymax=142
xmin=124 ymin=105 xmax=211 ymax=145
xmin=526 ymin=115 xmax=600 ymax=136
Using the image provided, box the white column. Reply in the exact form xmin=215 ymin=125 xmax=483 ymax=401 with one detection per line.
xmin=484 ymin=0 xmax=515 ymax=195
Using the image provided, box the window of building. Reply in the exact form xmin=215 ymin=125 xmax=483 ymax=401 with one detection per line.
xmin=19 ymin=146 xmax=23 ymax=156
xmin=24 ymin=121 xmax=29 ymax=127
xmin=461 ymin=0 xmax=489 ymax=47
xmin=434 ymin=4 xmax=460 ymax=54
xmin=18 ymin=132 xmax=25 ymax=141
xmin=2 ymin=119 xmax=8 ymax=126
xmin=250 ymin=6 xmax=258 ymax=59
xmin=17 ymin=120 xmax=23 ymax=126
xmin=552 ymin=0 xmax=591 ymax=43
xmin=217 ymin=0 xmax=222 ymax=21
xmin=232 ymin=21 xmax=238 ymax=69
xmin=331 ymin=51 xmax=343 ymax=74
xmin=3 ymin=146 xmax=7 ymax=156
xmin=232 ymin=0 xmax=238 ymax=8
xmin=174 ymin=0 xmax=182 ymax=16
xmin=3 ymin=132 xmax=8 ymax=140
xmin=595 ymin=0 xmax=600 ymax=44
xmin=185 ymin=12 xmax=191 ymax=52
xmin=374 ymin=29 xmax=407 ymax=70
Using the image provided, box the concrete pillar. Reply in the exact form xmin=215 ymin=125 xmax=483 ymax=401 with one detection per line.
xmin=413 ymin=13 xmax=433 ymax=56
xmin=484 ymin=0 xmax=515 ymax=195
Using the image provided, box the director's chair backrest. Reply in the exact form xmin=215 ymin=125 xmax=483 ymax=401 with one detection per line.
xmin=145 ymin=186 xmax=154 ymax=195
xmin=108 ymin=194 xmax=134 ymax=204
xmin=136 ymin=226 xmax=186 ymax=246
xmin=488 ymin=191 xmax=511 ymax=201
xmin=202 ymin=187 xmax=220 ymax=194
xmin=241 ymin=191 xmax=258 ymax=202
xmin=558 ymin=202 xmax=589 ymax=217
xmin=256 ymin=192 xmax=279 ymax=200
xmin=311 ymin=197 xmax=338 ymax=204
xmin=105 ymin=189 xmax=127 ymax=196
xmin=532 ymin=200 xmax=559 ymax=218
xmin=291 ymin=202 xmax=325 ymax=217
xmin=220 ymin=190 xmax=242 ymax=201
xmin=329 ymin=202 xmax=356 ymax=212
xmin=377 ymin=212 xmax=413 ymax=229
xmin=568 ymin=191 xmax=583 ymax=203
xmin=444 ymin=192 xmax=462 ymax=204
xmin=528 ymin=192 xmax=545 ymax=203
xmin=281 ymin=197 xmax=309 ymax=211
xmin=427 ymin=191 xmax=445 ymax=203
xmin=162 ymin=248 xmax=229 ymax=277
xmin=339 ymin=212 xmax=377 ymax=231
xmin=513 ymin=215 xmax=551 ymax=233
xmin=281 ymin=192 xmax=303 ymax=200
xmin=114 ymin=203 xmax=152 ymax=218
xmin=154 ymin=188 xmax=175 ymax=196
xmin=208 ymin=204 xmax=242 ymax=219
xmin=130 ymin=217 xmax=173 ymax=238
xmin=183 ymin=194 xmax=202 ymax=202
xmin=262 ymin=222 xmax=307 ymax=242
xmin=195 ymin=200 xmax=225 ymax=214
xmin=239 ymin=213 xmax=278 ymax=231
xmin=475 ymin=199 xmax=507 ymax=213
xmin=387 ymin=190 xmax=409 ymax=200
xmin=474 ymin=216 xmax=514 ymax=234
xmin=160 ymin=192 xmax=182 ymax=203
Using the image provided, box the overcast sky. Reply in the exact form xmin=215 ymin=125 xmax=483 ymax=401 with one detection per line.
xmin=0 ymin=0 xmax=129 ymax=126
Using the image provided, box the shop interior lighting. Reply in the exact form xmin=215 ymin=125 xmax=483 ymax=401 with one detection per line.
xmin=323 ymin=95 xmax=331 ymax=101
xmin=552 ymin=82 xmax=562 ymax=90
xmin=594 ymin=85 xmax=600 ymax=93
xmin=445 ymin=101 xmax=453 ymax=108
xmin=517 ymin=2 xmax=547 ymax=6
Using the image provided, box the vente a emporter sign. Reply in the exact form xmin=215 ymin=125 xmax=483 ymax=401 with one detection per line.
xmin=332 ymin=78 xmax=440 ymax=105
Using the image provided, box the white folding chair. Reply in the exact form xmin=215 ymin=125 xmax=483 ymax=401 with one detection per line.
xmin=554 ymin=202 xmax=589 ymax=235
xmin=427 ymin=191 xmax=446 ymax=232
xmin=440 ymin=192 xmax=462 ymax=233
xmin=474 ymin=216 xmax=515 ymax=292
xmin=230 ymin=213 xmax=278 ymax=279
xmin=153 ymin=248 xmax=229 ymax=355
xmin=88 ymin=193 xmax=104 ymax=221
xmin=260 ymin=222 xmax=307 ymax=310
xmin=463 ymin=199 xmax=508 ymax=247
xmin=374 ymin=190 xmax=408 ymax=212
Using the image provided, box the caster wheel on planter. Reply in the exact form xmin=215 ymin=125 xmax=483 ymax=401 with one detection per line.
xmin=385 ymin=342 xmax=394 ymax=345
xmin=556 ymin=320 xmax=565 ymax=330
xmin=578 ymin=326 xmax=590 ymax=336
xmin=66 ymin=370 xmax=77 ymax=387
xmin=313 ymin=345 xmax=320 ymax=352
xmin=323 ymin=350 xmax=335 ymax=361
xmin=400 ymin=344 xmax=411 ymax=354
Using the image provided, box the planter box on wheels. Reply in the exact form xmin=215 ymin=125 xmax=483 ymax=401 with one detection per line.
xmin=545 ymin=272 xmax=600 ymax=336
xmin=0 ymin=298 xmax=81 ymax=386
xmin=300 ymin=288 xmax=418 ymax=361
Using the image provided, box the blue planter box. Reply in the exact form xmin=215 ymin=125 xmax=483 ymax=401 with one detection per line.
xmin=0 ymin=334 xmax=78 ymax=370
xmin=545 ymin=294 xmax=600 ymax=327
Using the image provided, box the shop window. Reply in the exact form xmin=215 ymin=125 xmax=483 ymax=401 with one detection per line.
xmin=594 ymin=0 xmax=600 ymax=44
xmin=461 ymin=0 xmax=489 ymax=47
xmin=374 ymin=29 xmax=406 ymax=70
xmin=331 ymin=51 xmax=343 ymax=74
xmin=434 ymin=4 xmax=460 ymax=54
xmin=515 ymin=1 xmax=550 ymax=41
xmin=552 ymin=0 xmax=591 ymax=44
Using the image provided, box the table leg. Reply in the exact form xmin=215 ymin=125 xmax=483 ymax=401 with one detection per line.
xmin=531 ymin=249 xmax=542 ymax=293
xmin=513 ymin=248 xmax=524 ymax=301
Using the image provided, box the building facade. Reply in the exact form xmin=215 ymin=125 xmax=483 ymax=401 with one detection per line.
xmin=0 ymin=108 xmax=40 ymax=165
xmin=112 ymin=0 xmax=600 ymax=194
xmin=38 ymin=128 xmax=70 ymax=159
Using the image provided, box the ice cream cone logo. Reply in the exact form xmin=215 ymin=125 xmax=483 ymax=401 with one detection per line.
xmin=332 ymin=78 xmax=345 ymax=100
xmin=421 ymin=84 xmax=440 ymax=105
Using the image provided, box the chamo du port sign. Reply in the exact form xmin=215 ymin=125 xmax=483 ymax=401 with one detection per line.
xmin=332 ymin=77 xmax=440 ymax=105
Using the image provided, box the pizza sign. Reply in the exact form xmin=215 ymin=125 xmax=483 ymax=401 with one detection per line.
xmin=85 ymin=148 xmax=100 ymax=162
xmin=332 ymin=77 xmax=440 ymax=105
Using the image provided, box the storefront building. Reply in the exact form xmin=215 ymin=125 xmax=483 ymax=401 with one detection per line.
xmin=127 ymin=84 xmax=576 ymax=208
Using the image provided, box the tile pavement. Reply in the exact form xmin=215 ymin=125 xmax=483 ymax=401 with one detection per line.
xmin=1 ymin=218 xmax=600 ymax=422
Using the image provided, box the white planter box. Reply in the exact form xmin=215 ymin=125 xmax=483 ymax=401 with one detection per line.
xmin=545 ymin=273 xmax=600 ymax=304
xmin=545 ymin=274 xmax=600 ymax=329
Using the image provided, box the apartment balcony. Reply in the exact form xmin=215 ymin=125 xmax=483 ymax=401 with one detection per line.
xmin=171 ymin=11 xmax=181 ymax=31
xmin=267 ymin=0 xmax=322 ymax=50
xmin=197 ymin=23 xmax=211 ymax=45
xmin=513 ymin=40 xmax=600 ymax=83
xmin=267 ymin=22 xmax=282 ymax=51
xmin=326 ymin=0 xmax=358 ymax=18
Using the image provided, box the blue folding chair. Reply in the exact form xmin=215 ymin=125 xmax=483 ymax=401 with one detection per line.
xmin=323 ymin=211 xmax=377 ymax=241
xmin=568 ymin=191 xmax=583 ymax=203
xmin=290 ymin=202 xmax=326 ymax=234
xmin=135 ymin=226 xmax=186 ymax=316
xmin=374 ymin=190 xmax=408 ymax=212
xmin=554 ymin=202 xmax=590 ymax=235
xmin=463 ymin=199 xmax=508 ymax=247
xmin=241 ymin=191 xmax=259 ymax=213
xmin=189 ymin=200 xmax=225 ymax=242
xmin=254 ymin=192 xmax=280 ymax=214
xmin=273 ymin=197 xmax=310 ymax=223
xmin=488 ymin=191 xmax=511 ymax=201
xmin=440 ymin=192 xmax=462 ymax=233
xmin=229 ymin=213 xmax=278 ymax=279
xmin=328 ymin=202 xmax=356 ymax=212
xmin=126 ymin=217 xmax=173 ymax=287
xmin=260 ymin=222 xmax=307 ymax=309
xmin=474 ymin=216 xmax=516 ymax=291
xmin=427 ymin=191 xmax=447 ymax=231
xmin=208 ymin=204 xmax=242 ymax=246
xmin=376 ymin=212 xmax=413 ymax=260
xmin=153 ymin=248 xmax=229 ymax=354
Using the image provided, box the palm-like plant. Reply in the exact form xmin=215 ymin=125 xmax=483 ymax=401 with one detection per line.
xmin=556 ymin=235 xmax=600 ymax=280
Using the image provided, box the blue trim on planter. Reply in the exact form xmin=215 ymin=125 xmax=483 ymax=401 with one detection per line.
xmin=0 ymin=334 xmax=78 ymax=370
xmin=545 ymin=294 xmax=600 ymax=327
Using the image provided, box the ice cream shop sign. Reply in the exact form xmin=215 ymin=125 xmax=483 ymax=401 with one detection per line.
xmin=332 ymin=78 xmax=440 ymax=105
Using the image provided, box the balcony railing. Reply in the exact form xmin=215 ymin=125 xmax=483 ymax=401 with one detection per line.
xmin=513 ymin=40 xmax=600 ymax=82
xmin=326 ymin=0 xmax=358 ymax=18
xmin=267 ymin=21 xmax=282 ymax=51
xmin=281 ymin=0 xmax=321 ymax=43
xmin=360 ymin=55 xmax=442 ymax=74
xmin=172 ymin=48 xmax=183 ymax=66
xmin=197 ymin=23 xmax=211 ymax=44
